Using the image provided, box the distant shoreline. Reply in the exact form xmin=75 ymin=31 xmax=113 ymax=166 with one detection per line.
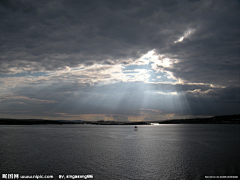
xmin=0 ymin=114 xmax=239 ymax=125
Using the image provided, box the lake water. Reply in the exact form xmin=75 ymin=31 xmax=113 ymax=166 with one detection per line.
xmin=0 ymin=124 xmax=239 ymax=180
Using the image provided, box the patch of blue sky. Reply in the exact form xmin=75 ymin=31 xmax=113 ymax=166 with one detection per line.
xmin=126 ymin=75 xmax=135 ymax=78
xmin=70 ymin=67 xmax=84 ymax=71
xmin=123 ymin=63 xmax=177 ymax=83
xmin=123 ymin=64 xmax=152 ymax=72
xmin=0 ymin=71 xmax=50 ymax=78
xmin=149 ymin=71 xmax=177 ymax=83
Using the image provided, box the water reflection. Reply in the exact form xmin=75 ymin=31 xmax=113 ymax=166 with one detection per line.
xmin=0 ymin=125 xmax=239 ymax=179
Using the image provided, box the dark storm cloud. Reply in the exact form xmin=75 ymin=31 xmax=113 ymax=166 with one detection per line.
xmin=157 ymin=0 xmax=240 ymax=86
xmin=0 ymin=0 xmax=147 ymax=72
xmin=1 ymin=0 xmax=239 ymax=84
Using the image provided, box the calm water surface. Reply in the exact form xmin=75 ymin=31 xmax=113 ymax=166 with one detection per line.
xmin=0 ymin=124 xmax=239 ymax=180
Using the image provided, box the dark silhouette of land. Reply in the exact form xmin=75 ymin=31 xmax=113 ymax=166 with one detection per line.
xmin=0 ymin=119 xmax=83 ymax=125
xmin=0 ymin=114 xmax=239 ymax=125
xmin=157 ymin=114 xmax=240 ymax=124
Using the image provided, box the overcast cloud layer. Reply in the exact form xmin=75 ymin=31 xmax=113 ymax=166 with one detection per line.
xmin=0 ymin=0 xmax=239 ymax=121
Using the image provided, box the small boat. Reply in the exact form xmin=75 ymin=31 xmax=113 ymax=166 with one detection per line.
xmin=134 ymin=126 xmax=138 ymax=131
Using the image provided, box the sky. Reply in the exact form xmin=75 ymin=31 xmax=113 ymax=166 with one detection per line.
xmin=0 ymin=0 xmax=239 ymax=121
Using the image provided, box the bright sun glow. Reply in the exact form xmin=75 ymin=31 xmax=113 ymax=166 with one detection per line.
xmin=174 ymin=29 xmax=195 ymax=43
xmin=158 ymin=91 xmax=178 ymax=95
xmin=128 ymin=49 xmax=180 ymax=83
xmin=136 ymin=49 xmax=178 ymax=69
xmin=176 ymin=36 xmax=184 ymax=43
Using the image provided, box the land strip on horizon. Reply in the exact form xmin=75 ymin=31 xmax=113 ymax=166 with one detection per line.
xmin=0 ymin=114 xmax=239 ymax=125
